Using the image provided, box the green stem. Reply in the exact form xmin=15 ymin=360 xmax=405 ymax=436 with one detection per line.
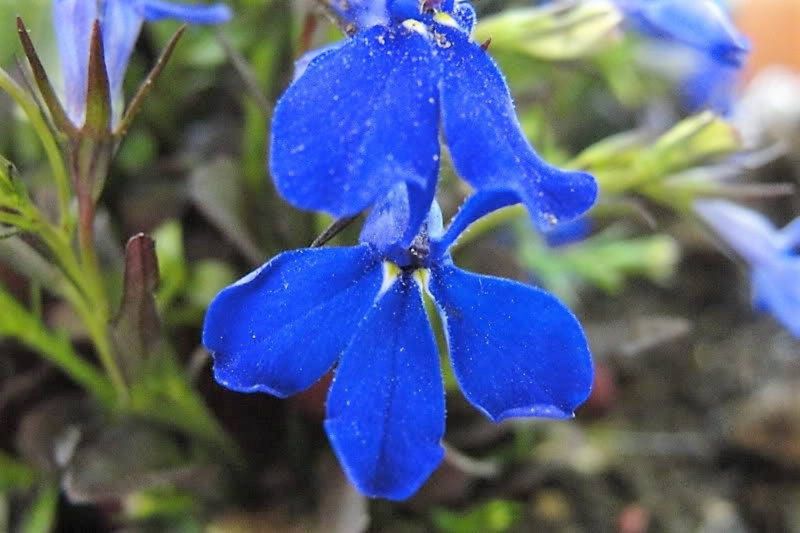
xmin=84 ymin=313 xmax=128 ymax=400
xmin=0 ymin=68 xmax=72 ymax=229
xmin=75 ymin=180 xmax=105 ymax=308
xmin=36 ymin=217 xmax=128 ymax=401
xmin=64 ymin=141 xmax=126 ymax=401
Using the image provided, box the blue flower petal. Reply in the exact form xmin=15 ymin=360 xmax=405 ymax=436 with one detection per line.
xmin=616 ymin=0 xmax=749 ymax=66
xmin=360 ymin=179 xmax=438 ymax=255
xmin=752 ymin=261 xmax=800 ymax=338
xmin=325 ymin=275 xmax=445 ymax=500
xmin=778 ymin=217 xmax=800 ymax=252
xmin=429 ymin=265 xmax=593 ymax=421
xmin=695 ymin=200 xmax=780 ymax=265
xmin=293 ymin=42 xmax=344 ymax=82
xmin=271 ymin=26 xmax=440 ymax=218
xmin=433 ymin=190 xmax=520 ymax=256
xmin=53 ymin=0 xmax=98 ymax=124
xmin=544 ymin=216 xmax=592 ymax=248
xmin=202 ymin=246 xmax=382 ymax=397
xmin=387 ymin=0 xmax=424 ymax=24
xmin=134 ymin=0 xmax=233 ymax=24
xmin=680 ymin=56 xmax=739 ymax=114
xmin=103 ymin=0 xmax=147 ymax=112
xmin=437 ymin=26 xmax=597 ymax=231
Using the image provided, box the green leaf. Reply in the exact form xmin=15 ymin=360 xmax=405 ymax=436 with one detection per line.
xmin=83 ymin=21 xmax=111 ymax=135
xmin=16 ymin=17 xmax=75 ymax=134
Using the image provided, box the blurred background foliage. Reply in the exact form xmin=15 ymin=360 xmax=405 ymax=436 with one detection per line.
xmin=1 ymin=0 xmax=800 ymax=531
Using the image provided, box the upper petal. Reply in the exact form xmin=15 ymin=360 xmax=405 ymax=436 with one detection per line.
xmin=325 ymin=275 xmax=445 ymax=500
xmin=437 ymin=26 xmax=597 ymax=231
xmin=429 ymin=265 xmax=593 ymax=421
xmin=103 ymin=0 xmax=146 ymax=111
xmin=292 ymin=42 xmax=345 ymax=82
xmin=134 ymin=0 xmax=233 ymax=24
xmin=53 ymin=0 xmax=98 ymax=124
xmin=270 ymin=26 xmax=440 ymax=218
xmin=202 ymin=245 xmax=382 ymax=397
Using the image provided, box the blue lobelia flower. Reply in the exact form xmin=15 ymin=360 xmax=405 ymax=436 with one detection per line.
xmin=695 ymin=200 xmax=800 ymax=337
xmin=54 ymin=0 xmax=232 ymax=126
xmin=203 ymin=185 xmax=594 ymax=499
xmin=270 ymin=0 xmax=597 ymax=234
xmin=615 ymin=0 xmax=749 ymax=66
xmin=614 ymin=0 xmax=750 ymax=113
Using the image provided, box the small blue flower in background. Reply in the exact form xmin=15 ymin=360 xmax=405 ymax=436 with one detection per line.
xmin=614 ymin=0 xmax=750 ymax=113
xmin=203 ymin=185 xmax=593 ymax=499
xmin=54 ymin=0 xmax=232 ymax=126
xmin=695 ymin=200 xmax=800 ymax=337
xmin=615 ymin=0 xmax=749 ymax=66
xmin=270 ymin=0 xmax=597 ymax=234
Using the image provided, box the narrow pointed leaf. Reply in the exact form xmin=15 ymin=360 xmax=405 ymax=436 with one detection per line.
xmin=84 ymin=20 xmax=111 ymax=135
xmin=16 ymin=17 xmax=76 ymax=134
